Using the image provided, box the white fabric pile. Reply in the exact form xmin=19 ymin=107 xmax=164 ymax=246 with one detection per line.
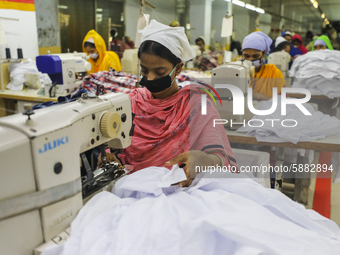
xmin=289 ymin=50 xmax=340 ymax=98
xmin=237 ymin=98 xmax=340 ymax=144
xmin=42 ymin=166 xmax=340 ymax=255
xmin=6 ymin=59 xmax=51 ymax=91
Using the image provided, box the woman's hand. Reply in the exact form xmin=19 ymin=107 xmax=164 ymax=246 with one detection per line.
xmin=97 ymin=153 xmax=123 ymax=167
xmin=165 ymin=150 xmax=216 ymax=187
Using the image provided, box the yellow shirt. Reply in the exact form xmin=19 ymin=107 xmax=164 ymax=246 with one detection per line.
xmin=250 ymin=64 xmax=286 ymax=97
xmin=83 ymin=30 xmax=122 ymax=74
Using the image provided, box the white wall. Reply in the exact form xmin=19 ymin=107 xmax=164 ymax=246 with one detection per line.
xmin=210 ymin=0 xmax=232 ymax=45
xmin=233 ymin=5 xmax=250 ymax=42
xmin=0 ymin=9 xmax=39 ymax=59
xmin=125 ymin=0 xmax=177 ymax=43
xmin=259 ymin=14 xmax=272 ymax=35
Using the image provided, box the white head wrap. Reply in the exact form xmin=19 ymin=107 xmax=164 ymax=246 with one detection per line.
xmin=139 ymin=19 xmax=196 ymax=61
xmin=275 ymin=36 xmax=287 ymax=48
xmin=86 ymin=37 xmax=95 ymax=44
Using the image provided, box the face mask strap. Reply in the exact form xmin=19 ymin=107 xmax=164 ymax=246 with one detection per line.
xmin=169 ymin=64 xmax=178 ymax=86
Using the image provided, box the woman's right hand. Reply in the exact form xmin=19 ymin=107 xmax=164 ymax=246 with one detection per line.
xmin=97 ymin=153 xmax=123 ymax=167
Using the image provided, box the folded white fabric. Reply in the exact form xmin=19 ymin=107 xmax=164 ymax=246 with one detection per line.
xmin=289 ymin=50 xmax=340 ymax=98
xmin=42 ymin=166 xmax=340 ymax=255
xmin=113 ymin=164 xmax=187 ymax=198
xmin=237 ymin=98 xmax=340 ymax=144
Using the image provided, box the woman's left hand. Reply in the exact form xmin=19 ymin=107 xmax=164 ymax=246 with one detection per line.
xmin=165 ymin=150 xmax=214 ymax=187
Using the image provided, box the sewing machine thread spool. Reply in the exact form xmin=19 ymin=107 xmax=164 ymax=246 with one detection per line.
xmin=17 ymin=48 xmax=23 ymax=59
xmin=5 ymin=48 xmax=11 ymax=59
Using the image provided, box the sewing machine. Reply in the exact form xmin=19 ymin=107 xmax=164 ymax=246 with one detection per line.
xmin=211 ymin=60 xmax=255 ymax=130
xmin=0 ymin=92 xmax=133 ymax=255
xmin=36 ymin=53 xmax=92 ymax=95
xmin=268 ymin=51 xmax=291 ymax=78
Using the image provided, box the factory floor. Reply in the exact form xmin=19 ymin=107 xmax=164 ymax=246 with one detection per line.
xmin=304 ymin=170 xmax=340 ymax=227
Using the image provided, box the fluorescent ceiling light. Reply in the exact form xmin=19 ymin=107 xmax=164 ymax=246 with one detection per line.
xmin=245 ymin=4 xmax=256 ymax=11
xmin=313 ymin=2 xmax=318 ymax=8
xmin=321 ymin=13 xmax=325 ymax=18
xmin=256 ymin=7 xmax=265 ymax=14
xmin=97 ymin=8 xmax=103 ymax=12
xmin=232 ymin=0 xmax=245 ymax=7
xmin=58 ymin=5 xmax=68 ymax=9
xmin=224 ymin=0 xmax=231 ymax=2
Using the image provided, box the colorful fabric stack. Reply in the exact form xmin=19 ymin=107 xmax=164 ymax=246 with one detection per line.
xmin=176 ymin=73 xmax=211 ymax=87
xmin=81 ymin=71 xmax=137 ymax=94
xmin=196 ymin=51 xmax=222 ymax=71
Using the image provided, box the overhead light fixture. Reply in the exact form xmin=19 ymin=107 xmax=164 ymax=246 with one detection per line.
xmin=310 ymin=0 xmax=315 ymax=3
xmin=245 ymin=4 xmax=256 ymax=11
xmin=224 ymin=0 xmax=231 ymax=2
xmin=232 ymin=0 xmax=245 ymax=7
xmin=313 ymin=2 xmax=318 ymax=8
xmin=321 ymin=13 xmax=325 ymax=19
xmin=256 ymin=7 xmax=265 ymax=14
xmin=58 ymin=5 xmax=68 ymax=9
xmin=96 ymin=8 xmax=103 ymax=12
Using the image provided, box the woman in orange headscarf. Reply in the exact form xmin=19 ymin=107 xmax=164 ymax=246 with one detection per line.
xmin=83 ymin=30 xmax=122 ymax=74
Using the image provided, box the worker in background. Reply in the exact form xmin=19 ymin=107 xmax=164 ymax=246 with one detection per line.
xmin=304 ymin=30 xmax=314 ymax=46
xmin=292 ymin=34 xmax=308 ymax=54
xmin=242 ymin=31 xmax=286 ymax=100
xmin=102 ymin=20 xmax=237 ymax=187
xmin=281 ymin=31 xmax=293 ymax=43
xmin=272 ymin=36 xmax=291 ymax=53
xmin=123 ymin=36 xmax=134 ymax=48
xmin=306 ymin=35 xmax=319 ymax=51
xmin=83 ymin=30 xmax=121 ymax=74
xmin=110 ymin=28 xmax=131 ymax=59
xmin=312 ymin=35 xmax=334 ymax=51
xmin=195 ymin=36 xmax=210 ymax=55
xmin=169 ymin=20 xmax=180 ymax=27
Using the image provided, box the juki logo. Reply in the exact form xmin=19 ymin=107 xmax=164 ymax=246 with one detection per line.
xmin=39 ymin=136 xmax=69 ymax=154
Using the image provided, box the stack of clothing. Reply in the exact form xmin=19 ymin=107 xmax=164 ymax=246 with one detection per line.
xmin=196 ymin=51 xmax=222 ymax=71
xmin=289 ymin=50 xmax=340 ymax=98
xmin=236 ymin=98 xmax=340 ymax=144
xmin=81 ymin=71 xmax=137 ymax=94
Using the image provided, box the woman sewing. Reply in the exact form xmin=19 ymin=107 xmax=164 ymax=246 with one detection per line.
xmin=312 ymin=35 xmax=334 ymax=51
xmin=242 ymin=31 xmax=286 ymax=100
xmin=104 ymin=20 xmax=237 ymax=187
xmin=83 ymin=30 xmax=122 ymax=74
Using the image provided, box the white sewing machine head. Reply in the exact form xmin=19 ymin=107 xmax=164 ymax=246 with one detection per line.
xmin=0 ymin=92 xmax=133 ymax=254
xmin=268 ymin=51 xmax=291 ymax=78
xmin=36 ymin=52 xmax=92 ymax=95
xmin=211 ymin=60 xmax=254 ymax=129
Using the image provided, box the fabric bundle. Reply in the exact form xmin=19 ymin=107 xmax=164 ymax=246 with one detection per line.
xmin=289 ymin=50 xmax=340 ymax=98
xmin=81 ymin=71 xmax=137 ymax=94
xmin=42 ymin=166 xmax=340 ymax=255
xmin=195 ymin=51 xmax=222 ymax=71
xmin=236 ymin=98 xmax=340 ymax=144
